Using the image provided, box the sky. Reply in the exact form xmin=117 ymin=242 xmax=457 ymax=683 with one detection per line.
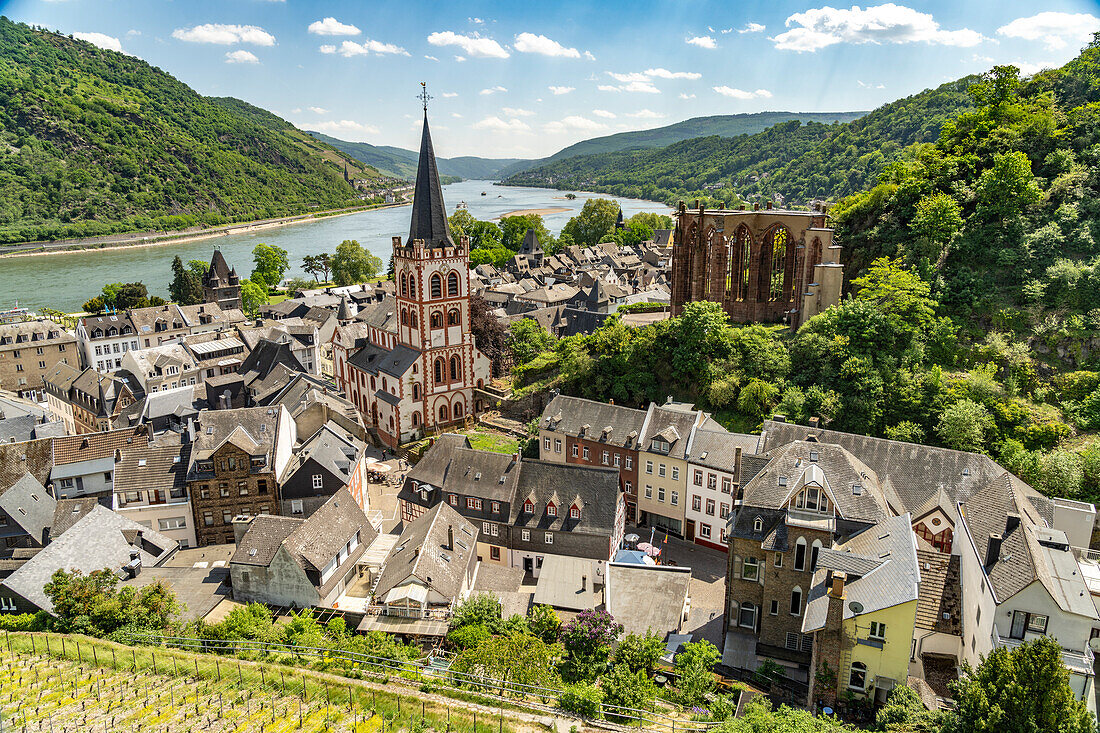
xmin=5 ymin=0 xmax=1100 ymax=158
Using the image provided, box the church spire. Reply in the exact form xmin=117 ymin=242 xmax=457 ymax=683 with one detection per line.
xmin=408 ymin=83 xmax=453 ymax=248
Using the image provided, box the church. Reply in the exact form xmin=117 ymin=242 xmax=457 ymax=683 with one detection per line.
xmin=333 ymin=104 xmax=492 ymax=450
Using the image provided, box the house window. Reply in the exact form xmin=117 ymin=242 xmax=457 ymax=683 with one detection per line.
xmin=645 ymin=460 xmax=653 ymax=474
xmin=449 ymin=494 xmax=458 ymax=506
xmin=738 ymin=602 xmax=757 ymax=629
xmin=544 ymin=438 xmax=551 ymax=451
xmin=159 ymin=517 xmax=187 ymax=531
xmin=707 ymin=473 xmax=717 ymax=490
xmin=657 ymin=487 xmax=665 ymax=502
xmin=555 ymin=439 xmax=562 ymax=453
xmin=794 ymin=538 xmax=807 ymax=571
xmin=722 ymin=477 xmax=732 ymax=493
xmin=490 ymin=546 xmax=501 ymax=561
xmin=571 ymin=444 xmax=579 ymax=458
xmin=770 ymin=600 xmax=779 ymax=616
xmin=645 ymin=485 xmax=652 ymax=499
xmin=222 ymin=510 xmax=233 ymax=524
xmin=570 ymin=506 xmax=580 ymax=519
xmin=257 ymin=480 xmax=267 ymax=495
xmin=705 ymin=498 xmax=715 ymax=516
xmin=658 ymin=464 xmax=666 ymax=478
xmin=671 ymin=466 xmax=679 ymax=481
xmin=547 ymin=504 xmax=557 ymax=517
xmin=582 ymin=446 xmax=590 ymax=460
xmin=790 ymin=587 xmax=802 ymax=615
xmin=774 ymin=552 xmax=783 ymax=568
xmin=699 ymin=523 xmax=711 ymax=538
xmin=491 ymin=501 xmax=500 ymax=513
xmin=291 ymin=499 xmax=304 ymax=515
xmin=1027 ymin=614 xmax=1048 ymax=634
xmin=849 ymin=662 xmax=867 ymax=690
xmin=692 ymin=495 xmax=701 ymax=512
xmin=625 ymin=457 xmax=632 ymax=470
xmin=220 ymin=485 xmax=230 ymax=498
xmin=693 ymin=470 xmax=703 ymax=486
xmin=810 ymin=540 xmax=822 ymax=572
xmin=521 ymin=530 xmax=530 ymax=541
xmin=742 ymin=557 xmax=760 ymax=581
xmin=602 ymin=451 xmax=609 ymax=465
xmin=753 ymin=516 xmax=763 ymax=533
xmin=204 ymin=512 xmax=214 ymax=526
xmin=613 ymin=454 xmax=620 ymax=467
xmin=523 ymin=500 xmax=534 ymax=513
xmin=310 ymin=474 xmax=324 ymax=490
xmin=671 ymin=491 xmax=678 ymax=506
xmin=869 ymin=621 xmax=886 ymax=641
xmin=720 ymin=503 xmax=730 ymax=519
xmin=544 ymin=532 xmax=553 ymax=544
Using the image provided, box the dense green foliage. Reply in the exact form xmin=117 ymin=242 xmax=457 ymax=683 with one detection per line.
xmin=0 ymin=18 xmax=385 ymax=243
xmin=43 ymin=568 xmax=179 ymax=637
xmin=503 ymin=79 xmax=972 ymax=207
xmin=83 ymin=281 xmax=165 ymax=313
xmin=168 ymin=255 xmax=203 ymax=305
xmin=331 ymin=239 xmax=383 ymax=286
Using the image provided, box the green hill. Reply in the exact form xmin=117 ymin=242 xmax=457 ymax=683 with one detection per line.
xmin=502 ymin=79 xmax=974 ymax=205
xmin=0 ymin=18 xmax=390 ymax=244
xmin=307 ymin=131 xmax=529 ymax=181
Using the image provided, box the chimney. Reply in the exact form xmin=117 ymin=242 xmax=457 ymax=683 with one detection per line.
xmin=772 ymin=414 xmax=786 ymax=423
xmin=734 ymin=446 xmax=743 ymax=487
xmin=829 ymin=571 xmax=847 ymax=598
xmin=232 ymin=515 xmax=256 ymax=546
xmin=986 ymin=533 xmax=1003 ymax=566
xmin=1005 ymin=513 xmax=1020 ymax=534
xmin=765 ymin=200 xmax=773 ymax=210
xmin=808 ymin=416 xmax=820 ymax=429
xmin=753 ymin=203 xmax=760 ymax=211
xmin=447 ymin=524 xmax=454 ymax=550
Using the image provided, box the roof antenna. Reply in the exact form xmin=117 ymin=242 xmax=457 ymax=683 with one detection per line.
xmin=418 ymin=81 xmax=432 ymax=112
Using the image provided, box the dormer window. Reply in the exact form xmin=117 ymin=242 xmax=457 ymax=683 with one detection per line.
xmin=753 ymin=516 xmax=763 ymax=533
xmin=651 ymin=438 xmax=670 ymax=454
xmin=547 ymin=503 xmax=557 ymax=517
xmin=809 ymin=451 xmax=819 ymax=462
xmin=524 ymin=500 xmax=534 ymax=513
xmin=570 ymin=506 xmax=580 ymax=519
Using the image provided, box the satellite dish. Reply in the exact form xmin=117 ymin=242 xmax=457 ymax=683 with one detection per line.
xmin=848 ymin=601 xmax=864 ymax=614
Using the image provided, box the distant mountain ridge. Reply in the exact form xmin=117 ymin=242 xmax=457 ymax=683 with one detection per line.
xmin=0 ymin=18 xmax=387 ymax=244
xmin=307 ymin=132 xmax=529 ymax=181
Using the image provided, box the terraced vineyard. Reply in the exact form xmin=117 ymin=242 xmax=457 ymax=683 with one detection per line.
xmin=0 ymin=633 xmax=538 ymax=733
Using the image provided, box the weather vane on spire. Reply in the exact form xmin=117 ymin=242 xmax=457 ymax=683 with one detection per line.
xmin=418 ymin=82 xmax=432 ymax=112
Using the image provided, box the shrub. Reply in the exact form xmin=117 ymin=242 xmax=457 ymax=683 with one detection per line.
xmin=559 ymin=682 xmax=604 ymax=718
xmin=446 ymin=624 xmax=490 ymax=651
xmin=0 ymin=612 xmax=46 ymax=632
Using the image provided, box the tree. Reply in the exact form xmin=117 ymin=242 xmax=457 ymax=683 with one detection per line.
xmin=169 ymin=256 xmax=204 ymax=305
xmin=738 ymin=379 xmax=779 ymax=420
xmin=527 ymin=605 xmax=562 ymax=644
xmin=716 ymin=697 xmax=851 ymax=733
xmin=499 ymin=214 xmax=552 ymax=250
xmin=251 ymin=243 xmax=290 ymax=289
xmin=331 ymin=239 xmax=383 ymax=286
xmin=975 ymin=151 xmax=1041 ymax=223
xmin=452 ymin=632 xmax=562 ymax=691
xmin=43 ymin=568 xmax=179 ymax=636
xmin=470 ymin=295 xmax=509 ymax=376
xmin=560 ymin=682 xmax=603 ymax=718
xmin=613 ymin=631 xmax=664 ymax=675
xmin=561 ymin=199 xmax=620 ymax=247
xmin=509 ymin=319 xmax=553 ymax=366
xmin=302 ymin=253 xmax=332 ymax=283
xmin=948 ymin=636 xmax=1094 ymax=733
xmin=600 ymin=664 xmax=656 ymax=720
xmin=450 ymin=593 xmax=504 ymax=633
xmin=851 ymin=258 xmax=936 ymax=335
xmin=674 ymin=640 xmax=721 ymax=706
xmin=909 ymin=192 xmax=963 ymax=268
xmin=560 ymin=609 xmax=622 ymax=682
xmin=101 ymin=282 xmax=153 ymax=310
xmin=240 ymin=277 xmax=269 ymax=317
xmin=876 ymin=685 xmax=942 ymax=732
xmin=186 ymin=260 xmax=210 ymax=281
xmin=936 ymin=399 xmax=994 ymax=452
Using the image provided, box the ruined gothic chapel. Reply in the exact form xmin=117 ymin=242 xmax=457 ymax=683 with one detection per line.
xmin=670 ymin=202 xmax=843 ymax=329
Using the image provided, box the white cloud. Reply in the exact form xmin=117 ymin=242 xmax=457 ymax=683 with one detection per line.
xmin=503 ymin=107 xmax=535 ymax=116
xmin=473 ymin=116 xmax=532 ymax=132
xmin=597 ymin=85 xmax=620 ymax=92
xmin=1014 ymin=61 xmax=1051 ymax=76
xmin=607 ymin=71 xmax=650 ymax=83
xmin=713 ymin=86 xmax=772 ymax=99
xmin=442 ymin=92 xmax=459 ymax=98
xmin=172 ymin=23 xmax=275 ymax=46
xmin=773 ymin=4 xmax=984 ymax=52
xmin=739 ymin=22 xmax=765 ymax=34
xmin=997 ymin=12 xmax=1100 ymax=50
xmin=549 ymin=85 xmax=575 ymax=95
xmin=308 ymin=106 xmax=328 ymax=114
xmin=514 ymin=32 xmax=587 ymax=59
xmin=622 ymin=80 xmax=660 ymax=93
xmin=625 ymin=109 xmax=664 ymax=119
xmin=857 ymin=80 xmax=885 ymax=89
xmin=73 ymin=32 xmax=122 ymax=52
xmin=469 ymin=17 xmax=485 ymax=25
xmin=427 ymin=31 xmax=509 ymax=59
xmin=679 ymin=92 xmax=697 ymax=99
xmin=308 ymin=17 xmax=361 ymax=36
xmin=452 ymin=113 xmax=463 ymax=118
xmin=324 ymin=39 xmax=409 ymax=57
xmin=592 ymin=109 xmax=617 ymax=118
xmin=544 ymin=116 xmax=608 ymax=134
xmin=225 ymin=50 xmax=259 ymax=64
xmin=454 ymin=55 xmax=466 ymax=62
xmin=645 ymin=67 xmax=701 ymax=79
xmin=424 ymin=54 xmax=439 ymax=61
xmin=319 ymin=45 xmax=336 ymax=54
xmin=126 ymin=29 xmax=141 ymax=37
xmin=310 ymin=120 xmax=380 ymax=137
xmin=479 ymin=86 xmax=508 ymax=95
xmin=686 ymin=35 xmax=717 ymax=49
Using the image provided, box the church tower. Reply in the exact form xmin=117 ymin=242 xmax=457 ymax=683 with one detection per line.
xmin=391 ymin=85 xmax=488 ymax=430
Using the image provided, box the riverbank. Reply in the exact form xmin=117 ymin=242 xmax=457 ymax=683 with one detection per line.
xmin=0 ymin=201 xmax=410 ymax=259
xmin=495 ymin=207 xmax=571 ymax=219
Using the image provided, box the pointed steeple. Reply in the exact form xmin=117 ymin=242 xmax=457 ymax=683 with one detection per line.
xmin=615 ymin=208 xmax=625 ymax=230
xmin=407 ymin=104 xmax=453 ymax=249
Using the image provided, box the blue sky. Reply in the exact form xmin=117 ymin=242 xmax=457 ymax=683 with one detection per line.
xmin=6 ymin=0 xmax=1100 ymax=158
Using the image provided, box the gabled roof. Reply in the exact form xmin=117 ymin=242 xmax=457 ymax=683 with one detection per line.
xmin=113 ymin=439 xmax=190 ymax=496
xmin=188 ymin=407 xmax=280 ymax=473
xmin=282 ymin=424 xmax=365 ymax=486
xmin=374 ymin=502 xmax=478 ymax=602
xmin=348 ymin=342 xmax=420 ymax=378
xmin=540 ymin=394 xmax=646 ymax=449
xmin=284 ymin=487 xmax=375 ymax=573
xmin=407 ymin=113 xmax=453 ymax=248
xmin=401 ymin=434 xmax=520 ymax=503
xmin=52 ymin=426 xmax=149 ymax=466
xmin=0 ymin=473 xmax=55 ymax=543
xmin=230 ymin=515 xmax=302 ymax=567
xmin=684 ymin=429 xmax=762 ymax=473
xmin=354 ymin=294 xmax=399 ymax=333
xmin=639 ymin=402 xmax=707 ymax=460
xmin=509 ymin=460 xmax=620 ymax=535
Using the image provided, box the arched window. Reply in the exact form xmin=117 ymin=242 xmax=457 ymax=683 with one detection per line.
xmin=400 ymin=273 xmax=408 ymax=297
xmin=753 ymin=516 xmax=763 ymax=533
xmin=400 ymin=310 xmax=408 ymax=326
xmin=447 ymin=272 xmax=460 ymax=296
xmin=450 ymin=355 xmax=461 ymax=381
xmin=430 ymin=273 xmax=443 ymax=299
xmin=453 ymin=401 xmax=464 ymax=418
xmin=430 ymin=311 xmax=443 ymax=329
xmin=849 ymin=662 xmax=867 ymax=690
xmin=768 ymin=227 xmax=790 ymax=302
xmin=410 ymin=311 xmax=418 ymax=327
xmin=703 ymin=229 xmax=718 ymax=300
xmin=411 ymin=411 xmax=421 ymax=426
xmin=810 ymin=539 xmax=823 ymax=572
xmin=434 ymin=358 xmax=444 ymax=384
xmin=790 ymin=586 xmax=802 ymax=616
xmin=447 ymin=308 xmax=460 ymax=326
xmin=412 ymin=383 xmax=421 ymax=400
xmin=438 ymin=403 xmax=450 ymax=422
xmin=726 ymin=226 xmax=749 ymax=300
xmin=794 ymin=537 xmax=807 ymax=572
xmin=739 ymin=228 xmax=752 ymax=302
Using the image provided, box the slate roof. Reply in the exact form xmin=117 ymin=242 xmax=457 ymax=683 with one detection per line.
xmin=510 ymin=460 xmax=621 ymax=535
xmin=0 ymin=415 xmax=65 ymax=443
xmin=230 ymin=515 xmax=303 ymax=567
xmin=113 ymin=439 xmax=190 ymax=496
xmin=685 ymin=429 xmax=762 ymax=473
xmin=348 ymin=342 xmax=420 ymax=378
xmin=540 ymin=394 xmax=647 ymax=450
xmin=142 ymin=385 xmax=200 ymax=421
xmin=3 ymin=505 xmax=176 ymax=612
xmin=284 ymin=488 xmax=375 ymax=573
xmin=355 ymin=294 xmax=399 ymax=333
xmin=205 ymin=249 xmax=238 ymax=286
xmin=407 ymin=113 xmax=453 ymax=248
xmin=0 ymin=473 xmax=55 ymax=544
xmin=403 ymin=434 xmax=521 ymax=503
xmin=640 ymin=403 xmax=708 ymax=461
xmin=532 ymin=555 xmax=602 ymax=610
xmin=282 ymin=425 xmax=365 ymax=486
xmin=237 ymin=339 xmax=305 ymax=384
xmin=188 ymin=407 xmax=280 ymax=476
xmin=50 ymin=498 xmax=101 ymax=539
xmin=803 ymin=513 xmax=920 ymax=633
xmin=374 ymin=502 xmax=478 ymax=602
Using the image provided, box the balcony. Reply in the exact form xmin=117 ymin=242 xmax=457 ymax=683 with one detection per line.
xmin=785 ymin=509 xmax=835 ymax=533
xmin=364 ymin=605 xmax=451 ymax=620
xmin=992 ymin=624 xmax=1094 ymax=676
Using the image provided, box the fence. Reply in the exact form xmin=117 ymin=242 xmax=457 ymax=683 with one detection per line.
xmin=116 ymin=631 xmax=734 ymax=732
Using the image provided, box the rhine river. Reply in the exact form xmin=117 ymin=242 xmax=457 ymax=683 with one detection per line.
xmin=0 ymin=181 xmax=671 ymax=314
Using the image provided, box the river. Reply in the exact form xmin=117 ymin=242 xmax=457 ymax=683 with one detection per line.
xmin=0 ymin=180 xmax=672 ymax=313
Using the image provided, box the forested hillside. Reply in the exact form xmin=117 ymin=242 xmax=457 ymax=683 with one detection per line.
xmin=503 ymin=78 xmax=973 ymax=206
xmin=0 ymin=18 xmax=387 ymax=244
xmin=307 ymin=131 xmax=528 ymax=181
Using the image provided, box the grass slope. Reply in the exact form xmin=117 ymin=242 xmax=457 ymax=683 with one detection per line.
xmin=0 ymin=18 xmax=388 ymax=244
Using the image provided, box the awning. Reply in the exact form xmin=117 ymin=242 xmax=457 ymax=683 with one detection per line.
xmin=383 ymin=584 xmax=428 ymax=605
xmin=357 ymin=615 xmax=448 ymax=637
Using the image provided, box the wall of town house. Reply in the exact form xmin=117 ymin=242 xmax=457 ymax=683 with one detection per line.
xmin=189 ymin=444 xmax=278 ymax=545
xmin=685 ymin=464 xmax=736 ymax=550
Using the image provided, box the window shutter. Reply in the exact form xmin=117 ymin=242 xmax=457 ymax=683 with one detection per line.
xmin=733 ymin=555 xmax=742 ymax=579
